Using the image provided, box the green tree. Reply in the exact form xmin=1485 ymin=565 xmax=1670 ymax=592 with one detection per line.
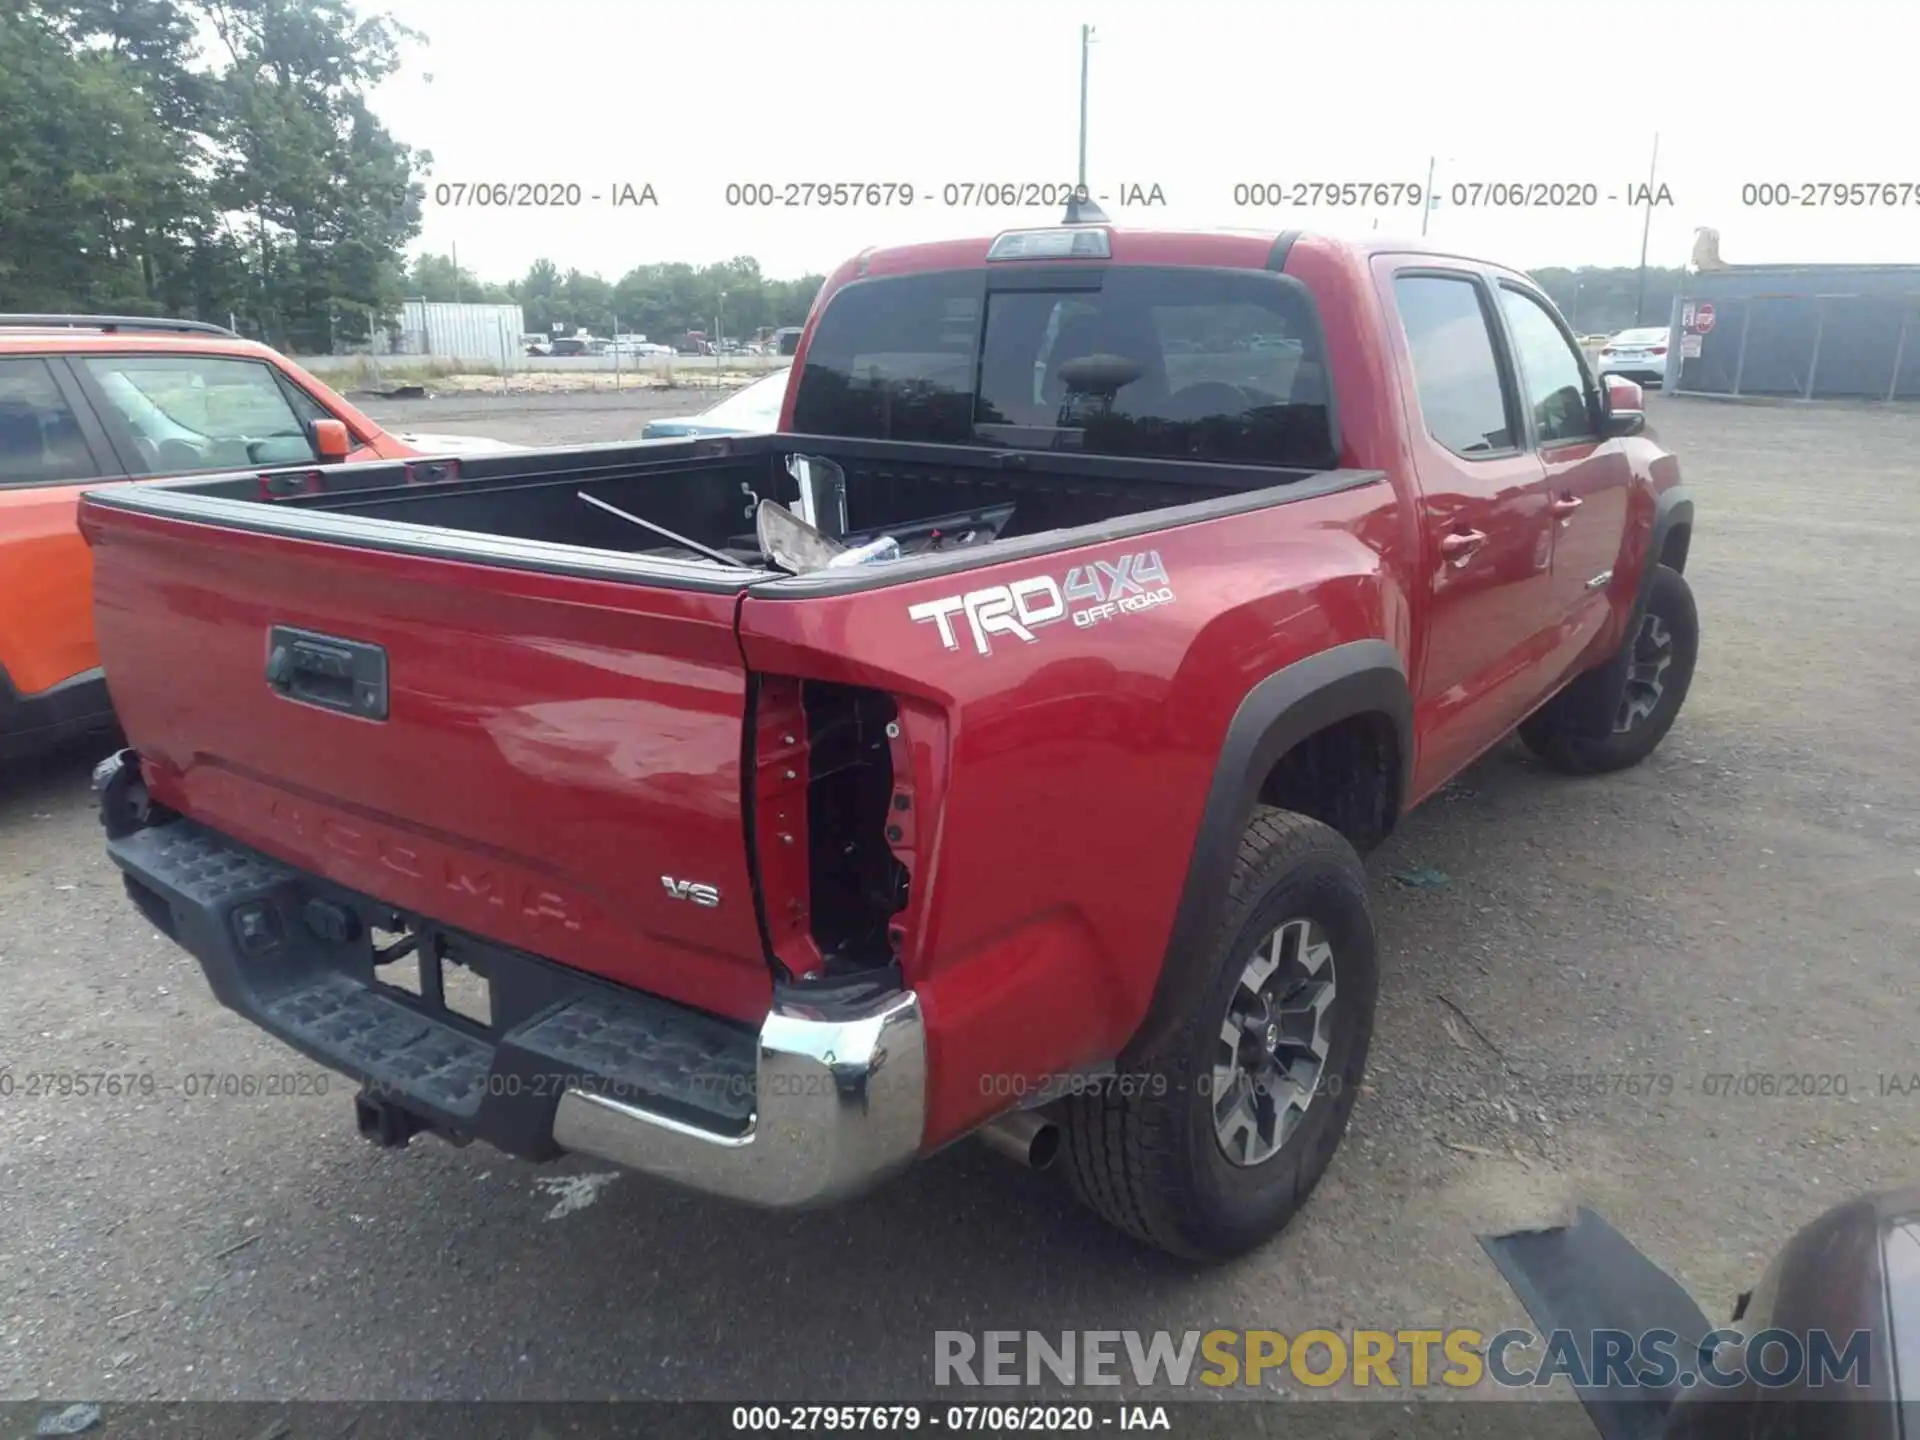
xmin=1531 ymin=266 xmax=1688 ymax=336
xmin=2 ymin=0 xmax=428 ymax=340
xmin=200 ymin=0 xmax=428 ymax=348
xmin=510 ymin=258 xmax=564 ymax=333
xmin=407 ymin=252 xmax=511 ymax=304
xmin=0 ymin=4 xmax=197 ymax=310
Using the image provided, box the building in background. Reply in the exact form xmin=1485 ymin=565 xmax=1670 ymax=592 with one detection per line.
xmin=1667 ymin=265 xmax=1920 ymax=400
xmin=389 ymin=300 xmax=528 ymax=367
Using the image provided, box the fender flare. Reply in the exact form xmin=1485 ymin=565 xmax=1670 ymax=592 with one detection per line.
xmin=1628 ymin=485 xmax=1693 ymax=626
xmin=1566 ymin=485 xmax=1694 ymax=732
xmin=1124 ymin=638 xmax=1413 ymax=1061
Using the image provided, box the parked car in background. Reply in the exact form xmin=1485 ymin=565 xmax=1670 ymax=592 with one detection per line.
xmin=1597 ymin=327 xmax=1671 ymax=385
xmin=0 ymin=313 xmax=515 ymax=762
xmin=604 ymin=337 xmax=665 ymax=358
xmin=771 ymin=326 xmax=804 ymax=356
xmin=522 ymin=334 xmax=553 ymax=357
xmin=639 ymin=366 xmax=791 ymax=438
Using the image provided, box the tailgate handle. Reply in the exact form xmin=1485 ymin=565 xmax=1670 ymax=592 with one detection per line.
xmin=265 ymin=626 xmax=389 ymax=720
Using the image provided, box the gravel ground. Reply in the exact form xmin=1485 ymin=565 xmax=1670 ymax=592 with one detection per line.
xmin=2 ymin=395 xmax=1918 ymax=1405
xmin=356 ymin=385 xmax=766 ymax=439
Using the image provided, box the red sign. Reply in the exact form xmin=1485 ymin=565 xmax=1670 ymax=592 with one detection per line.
xmin=1691 ymin=302 xmax=1716 ymax=334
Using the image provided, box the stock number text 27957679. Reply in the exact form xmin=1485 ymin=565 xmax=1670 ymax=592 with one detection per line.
xmin=1232 ymin=181 xmax=1427 ymax=208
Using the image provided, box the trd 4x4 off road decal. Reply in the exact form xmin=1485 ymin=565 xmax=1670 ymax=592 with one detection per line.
xmin=907 ymin=550 xmax=1174 ymax=656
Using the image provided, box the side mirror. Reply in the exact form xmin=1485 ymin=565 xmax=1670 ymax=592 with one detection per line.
xmin=310 ymin=417 xmax=352 ymax=463
xmin=1602 ymin=375 xmax=1646 ymax=437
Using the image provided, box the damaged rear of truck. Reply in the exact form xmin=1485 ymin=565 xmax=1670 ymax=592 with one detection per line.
xmin=81 ymin=227 xmax=1441 ymax=1257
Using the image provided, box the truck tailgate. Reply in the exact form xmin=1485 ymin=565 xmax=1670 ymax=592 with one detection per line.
xmin=85 ymin=505 xmax=772 ymax=1024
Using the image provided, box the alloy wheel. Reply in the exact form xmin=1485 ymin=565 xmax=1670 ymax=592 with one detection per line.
xmin=1211 ymin=918 xmax=1336 ymax=1167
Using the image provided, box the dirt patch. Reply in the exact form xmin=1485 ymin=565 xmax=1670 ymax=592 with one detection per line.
xmin=429 ymin=368 xmax=767 ymax=396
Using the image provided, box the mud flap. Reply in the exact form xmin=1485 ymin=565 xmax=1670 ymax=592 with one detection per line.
xmin=1479 ymin=1206 xmax=1716 ymax=1440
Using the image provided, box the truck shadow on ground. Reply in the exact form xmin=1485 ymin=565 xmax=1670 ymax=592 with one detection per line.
xmin=0 ymin=734 xmax=118 ymax=816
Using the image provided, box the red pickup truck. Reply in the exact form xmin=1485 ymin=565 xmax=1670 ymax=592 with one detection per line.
xmin=82 ymin=225 xmax=1696 ymax=1260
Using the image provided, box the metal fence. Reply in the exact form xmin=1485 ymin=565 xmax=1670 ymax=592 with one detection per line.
xmin=1669 ymin=269 xmax=1920 ymax=400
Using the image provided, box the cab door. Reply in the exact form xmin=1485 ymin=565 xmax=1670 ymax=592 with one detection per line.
xmin=1488 ymin=281 xmax=1634 ymax=675
xmin=0 ymin=356 xmax=122 ymax=696
xmin=1376 ymin=265 xmax=1560 ymax=794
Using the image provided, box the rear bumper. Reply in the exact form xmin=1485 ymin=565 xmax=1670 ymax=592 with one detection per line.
xmin=96 ymin=751 xmax=926 ymax=1208
xmin=0 ymin=666 xmax=115 ymax=761
xmin=550 ymin=994 xmax=925 ymax=1206
xmin=1598 ymin=361 xmax=1668 ymax=382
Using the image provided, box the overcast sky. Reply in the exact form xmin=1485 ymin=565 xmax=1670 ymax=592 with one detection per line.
xmin=368 ymin=0 xmax=1920 ymax=284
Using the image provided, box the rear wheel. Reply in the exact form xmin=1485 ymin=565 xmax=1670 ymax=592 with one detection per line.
xmin=1520 ymin=564 xmax=1698 ymax=775
xmin=1058 ymin=809 xmax=1377 ymax=1261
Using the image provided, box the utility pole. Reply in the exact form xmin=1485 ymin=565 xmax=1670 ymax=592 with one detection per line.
xmin=1421 ymin=156 xmax=1436 ymax=237
xmin=1633 ymin=132 xmax=1661 ymax=325
xmin=1077 ymin=24 xmax=1095 ymax=190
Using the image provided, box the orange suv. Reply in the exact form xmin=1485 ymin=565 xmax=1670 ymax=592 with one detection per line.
xmin=0 ymin=314 xmax=509 ymax=762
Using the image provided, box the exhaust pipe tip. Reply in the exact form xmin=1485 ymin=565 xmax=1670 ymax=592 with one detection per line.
xmin=978 ymin=1109 xmax=1061 ymax=1171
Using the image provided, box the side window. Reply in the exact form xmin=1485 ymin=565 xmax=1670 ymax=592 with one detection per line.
xmin=79 ymin=355 xmax=319 ymax=476
xmin=1498 ymin=287 xmax=1596 ymax=444
xmin=277 ymin=379 xmax=333 ymax=428
xmin=0 ymin=358 xmax=103 ymax=488
xmin=1391 ymin=276 xmax=1515 ymax=457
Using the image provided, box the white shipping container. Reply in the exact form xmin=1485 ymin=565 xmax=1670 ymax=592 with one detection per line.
xmin=399 ymin=300 xmax=528 ymax=366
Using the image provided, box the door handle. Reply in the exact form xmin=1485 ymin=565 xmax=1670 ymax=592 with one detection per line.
xmin=1549 ymin=495 xmax=1583 ymax=516
xmin=265 ymin=625 xmax=389 ymax=720
xmin=1439 ymin=530 xmax=1487 ymax=567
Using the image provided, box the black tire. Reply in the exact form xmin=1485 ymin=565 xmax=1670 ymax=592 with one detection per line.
xmin=1519 ymin=564 xmax=1699 ymax=776
xmin=1058 ymin=808 xmax=1378 ymax=1261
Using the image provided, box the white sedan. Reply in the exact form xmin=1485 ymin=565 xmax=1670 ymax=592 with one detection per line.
xmin=640 ymin=367 xmax=792 ymax=439
xmin=1596 ymin=327 xmax=1672 ymax=386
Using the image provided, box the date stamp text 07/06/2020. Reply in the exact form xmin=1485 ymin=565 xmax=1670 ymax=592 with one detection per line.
xmin=426 ymin=178 xmax=1668 ymax=210
xmin=424 ymin=181 xmax=1172 ymax=209
xmin=422 ymin=177 xmax=1920 ymax=212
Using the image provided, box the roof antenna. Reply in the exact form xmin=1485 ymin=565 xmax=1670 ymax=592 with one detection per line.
xmin=1064 ymin=24 xmax=1107 ymax=227
xmin=1063 ymin=194 xmax=1108 ymax=225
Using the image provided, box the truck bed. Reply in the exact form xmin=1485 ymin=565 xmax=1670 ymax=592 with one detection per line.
xmin=80 ymin=432 xmax=1345 ymax=592
xmin=78 ymin=428 xmax=1383 ymax=1088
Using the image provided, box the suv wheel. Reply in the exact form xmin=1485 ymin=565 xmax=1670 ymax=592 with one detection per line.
xmin=1519 ymin=564 xmax=1699 ymax=775
xmin=1058 ymin=808 xmax=1377 ymax=1261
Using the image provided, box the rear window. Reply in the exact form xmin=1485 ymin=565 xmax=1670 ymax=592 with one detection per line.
xmin=0 ymin=358 xmax=101 ymax=487
xmin=790 ymin=265 xmax=1336 ymax=469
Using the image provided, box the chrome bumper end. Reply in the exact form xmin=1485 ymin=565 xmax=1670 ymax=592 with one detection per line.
xmin=551 ymin=989 xmax=926 ymax=1209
